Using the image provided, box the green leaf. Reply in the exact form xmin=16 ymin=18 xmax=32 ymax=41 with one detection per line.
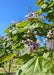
xmin=16 ymin=56 xmax=54 ymax=75
xmin=0 ymin=49 xmax=4 ymax=57
xmin=49 ymin=24 xmax=54 ymax=26
xmin=12 ymin=30 xmax=17 ymax=35
xmin=4 ymin=29 xmax=10 ymax=33
xmin=36 ymin=9 xmax=42 ymax=14
xmin=52 ymin=51 xmax=54 ymax=59
xmin=16 ymin=59 xmax=23 ymax=65
xmin=19 ymin=47 xmax=30 ymax=56
xmin=12 ymin=43 xmax=19 ymax=49
xmin=38 ymin=18 xmax=44 ymax=22
xmin=41 ymin=3 xmax=47 ymax=9
xmin=16 ymin=21 xmax=28 ymax=27
xmin=16 ymin=45 xmax=24 ymax=51
xmin=30 ymin=23 xmax=43 ymax=29
xmin=43 ymin=52 xmax=49 ymax=58
xmin=16 ymin=57 xmax=42 ymax=75
xmin=13 ymin=35 xmax=18 ymax=41
xmin=36 ymin=0 xmax=44 ymax=7
xmin=48 ymin=2 xmax=54 ymax=8
xmin=0 ymin=52 xmax=16 ymax=63
xmin=8 ymin=25 xmax=12 ymax=27
xmin=16 ymin=54 xmax=33 ymax=65
xmin=17 ymin=24 xmax=30 ymax=33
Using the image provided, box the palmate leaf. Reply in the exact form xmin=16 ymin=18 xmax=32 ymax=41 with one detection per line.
xmin=29 ymin=19 xmax=49 ymax=29
xmin=16 ymin=54 xmax=33 ymax=65
xmin=12 ymin=19 xmax=48 ymax=35
xmin=16 ymin=56 xmax=54 ymax=75
xmin=12 ymin=25 xmax=28 ymax=35
xmin=26 ymin=22 xmax=44 ymax=30
xmin=0 ymin=51 xmax=16 ymax=63
xmin=29 ymin=23 xmax=43 ymax=29
xmin=19 ymin=47 xmax=30 ymax=56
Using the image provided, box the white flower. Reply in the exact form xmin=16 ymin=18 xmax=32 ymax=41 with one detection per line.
xmin=33 ymin=13 xmax=39 ymax=18
xmin=40 ymin=15 xmax=45 ymax=18
xmin=27 ymin=30 xmax=30 ymax=33
xmin=23 ymin=35 xmax=26 ymax=37
xmin=36 ymin=40 xmax=40 ymax=43
xmin=6 ymin=44 xmax=12 ymax=47
xmin=34 ymin=31 xmax=37 ymax=33
xmin=27 ymin=35 xmax=30 ymax=37
xmin=20 ymin=40 xmax=25 ymax=44
xmin=13 ymin=27 xmax=15 ymax=30
xmin=53 ymin=31 xmax=54 ymax=35
xmin=47 ymin=33 xmax=52 ymax=38
xmin=12 ymin=30 xmax=17 ymax=35
xmin=49 ymin=33 xmax=52 ymax=36
xmin=27 ymin=39 xmax=30 ymax=41
xmin=11 ymin=20 xmax=14 ymax=24
xmin=44 ymin=38 xmax=48 ymax=43
xmin=52 ymin=28 xmax=54 ymax=30
xmin=25 ymin=14 xmax=29 ymax=17
xmin=25 ymin=12 xmax=33 ymax=17
xmin=35 ymin=35 xmax=38 ymax=37
xmin=49 ymin=30 xmax=52 ymax=33
xmin=9 ymin=30 xmax=12 ymax=32
xmin=24 ymin=44 xmax=28 ymax=47
xmin=47 ymin=34 xmax=49 ymax=37
xmin=24 ymin=41 xmax=27 ymax=43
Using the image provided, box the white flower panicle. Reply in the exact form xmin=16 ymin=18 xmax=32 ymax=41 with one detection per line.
xmin=47 ymin=29 xmax=54 ymax=38
xmin=25 ymin=12 xmax=39 ymax=18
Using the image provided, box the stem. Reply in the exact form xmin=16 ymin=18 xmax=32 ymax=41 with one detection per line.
xmin=9 ymin=59 xmax=12 ymax=73
xmin=51 ymin=51 xmax=53 ymax=61
xmin=3 ymin=66 xmax=8 ymax=73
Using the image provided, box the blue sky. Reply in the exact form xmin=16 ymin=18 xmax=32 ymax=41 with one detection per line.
xmin=0 ymin=0 xmax=51 ymax=36
xmin=0 ymin=0 xmax=40 ymax=36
